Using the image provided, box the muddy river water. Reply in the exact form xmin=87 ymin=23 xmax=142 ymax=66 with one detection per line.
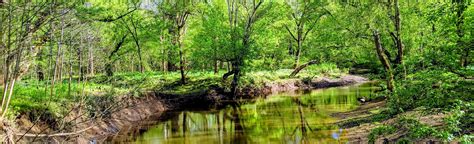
xmin=113 ymin=83 xmax=379 ymax=143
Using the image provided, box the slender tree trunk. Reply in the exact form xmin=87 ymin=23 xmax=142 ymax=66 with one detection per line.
xmin=230 ymin=61 xmax=241 ymax=95
xmin=68 ymin=44 xmax=73 ymax=97
xmin=294 ymin=40 xmax=302 ymax=68
xmin=288 ymin=37 xmax=293 ymax=55
xmin=214 ymin=60 xmax=219 ymax=74
xmin=135 ymin=39 xmax=143 ymax=73
xmin=294 ymin=28 xmax=302 ymax=69
xmin=130 ymin=55 xmax=135 ymax=72
xmin=178 ymin=42 xmax=186 ymax=84
xmin=78 ymin=34 xmax=84 ymax=80
xmin=393 ymin=0 xmax=403 ymax=65
xmin=124 ymin=16 xmax=144 ymax=73
xmin=373 ymin=30 xmax=394 ymax=92
xmin=160 ymin=36 xmax=167 ymax=72
xmin=88 ymin=35 xmax=94 ymax=76
xmin=1 ymin=18 xmax=11 ymax=112
xmin=36 ymin=49 xmax=45 ymax=81
xmin=176 ymin=13 xmax=189 ymax=85
xmin=2 ymin=27 xmax=25 ymax=117
xmin=454 ymin=0 xmax=467 ymax=67
xmin=58 ymin=50 xmax=63 ymax=81
xmin=51 ymin=16 xmax=64 ymax=97
xmin=213 ymin=45 xmax=218 ymax=74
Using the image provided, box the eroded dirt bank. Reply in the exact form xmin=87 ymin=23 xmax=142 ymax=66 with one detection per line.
xmin=12 ymin=75 xmax=369 ymax=143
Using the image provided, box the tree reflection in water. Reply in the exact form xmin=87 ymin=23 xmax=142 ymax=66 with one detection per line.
xmin=127 ymin=83 xmax=378 ymax=143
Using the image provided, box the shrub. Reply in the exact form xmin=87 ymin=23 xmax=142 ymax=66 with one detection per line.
xmin=388 ymin=70 xmax=462 ymax=113
xmin=368 ymin=125 xmax=396 ymax=143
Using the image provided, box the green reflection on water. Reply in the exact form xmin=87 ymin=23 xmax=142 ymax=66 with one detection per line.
xmin=134 ymin=83 xmax=378 ymax=144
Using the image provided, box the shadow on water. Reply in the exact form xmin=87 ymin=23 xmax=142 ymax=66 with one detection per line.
xmin=111 ymin=83 xmax=379 ymax=143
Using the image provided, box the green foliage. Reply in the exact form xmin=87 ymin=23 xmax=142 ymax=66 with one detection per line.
xmin=10 ymin=81 xmax=78 ymax=118
xmin=368 ymin=116 xmax=458 ymax=142
xmin=305 ymin=63 xmax=344 ymax=77
xmin=460 ymin=135 xmax=473 ymax=144
xmin=384 ymin=69 xmax=472 ymax=141
xmin=388 ymin=70 xmax=463 ymax=113
xmin=396 ymin=117 xmax=440 ymax=139
xmin=0 ymin=1 xmax=472 ymax=142
xmin=368 ymin=125 xmax=396 ymax=143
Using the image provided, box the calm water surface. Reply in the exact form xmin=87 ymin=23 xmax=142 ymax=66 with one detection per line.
xmin=119 ymin=83 xmax=378 ymax=143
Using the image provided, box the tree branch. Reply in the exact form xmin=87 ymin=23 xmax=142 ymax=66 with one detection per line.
xmin=95 ymin=7 xmax=137 ymax=22
xmin=285 ymin=25 xmax=298 ymax=41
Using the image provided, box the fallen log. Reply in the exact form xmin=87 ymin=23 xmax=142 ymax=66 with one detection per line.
xmin=290 ymin=60 xmax=318 ymax=77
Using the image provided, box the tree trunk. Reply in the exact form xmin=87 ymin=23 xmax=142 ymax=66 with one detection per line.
xmin=288 ymin=37 xmax=293 ymax=55
xmin=124 ymin=16 xmax=143 ymax=73
xmin=36 ymin=49 xmax=44 ymax=81
xmin=214 ymin=60 xmax=219 ymax=74
xmin=294 ymin=39 xmax=302 ymax=69
xmin=393 ymin=0 xmax=403 ymax=66
xmin=373 ymin=30 xmax=394 ymax=92
xmin=179 ymin=46 xmax=186 ymax=84
xmin=176 ymin=13 xmax=189 ymax=85
xmin=230 ymin=62 xmax=240 ymax=96
xmin=68 ymin=45 xmax=73 ymax=97
xmin=51 ymin=15 xmax=65 ymax=97
xmin=454 ymin=0 xmax=467 ymax=67
xmin=135 ymin=39 xmax=143 ymax=73
xmin=293 ymin=24 xmax=303 ymax=69
xmin=1 ymin=7 xmax=13 ymax=112
xmin=177 ymin=27 xmax=186 ymax=84
xmin=289 ymin=60 xmax=318 ymax=77
xmin=87 ymin=35 xmax=94 ymax=76
xmin=78 ymin=34 xmax=84 ymax=80
xmin=160 ymin=36 xmax=167 ymax=72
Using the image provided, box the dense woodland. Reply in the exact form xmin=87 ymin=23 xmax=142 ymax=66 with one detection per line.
xmin=0 ymin=0 xmax=472 ymax=143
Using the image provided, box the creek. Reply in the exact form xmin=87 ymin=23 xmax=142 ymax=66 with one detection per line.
xmin=112 ymin=83 xmax=379 ymax=143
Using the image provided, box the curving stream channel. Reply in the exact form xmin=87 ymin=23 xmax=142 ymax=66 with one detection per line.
xmin=112 ymin=83 xmax=379 ymax=143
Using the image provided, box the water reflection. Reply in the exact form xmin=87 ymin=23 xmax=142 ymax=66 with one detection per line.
xmin=132 ymin=83 xmax=378 ymax=143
